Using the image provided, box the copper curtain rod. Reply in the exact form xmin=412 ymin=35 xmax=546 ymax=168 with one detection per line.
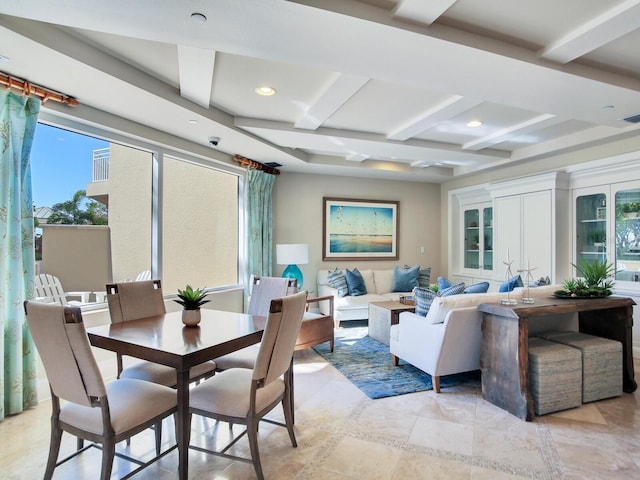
xmin=233 ymin=154 xmax=280 ymax=175
xmin=0 ymin=71 xmax=78 ymax=106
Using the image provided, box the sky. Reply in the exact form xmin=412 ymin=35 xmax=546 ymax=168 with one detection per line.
xmin=30 ymin=123 xmax=108 ymax=208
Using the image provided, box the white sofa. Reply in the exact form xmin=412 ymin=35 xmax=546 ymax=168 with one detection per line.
xmin=390 ymin=285 xmax=571 ymax=392
xmin=317 ymin=269 xmax=414 ymax=326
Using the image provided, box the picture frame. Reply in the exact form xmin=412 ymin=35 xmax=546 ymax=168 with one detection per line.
xmin=322 ymin=197 xmax=399 ymax=260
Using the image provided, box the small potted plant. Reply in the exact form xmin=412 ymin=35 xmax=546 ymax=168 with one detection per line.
xmin=174 ymin=285 xmax=210 ymax=326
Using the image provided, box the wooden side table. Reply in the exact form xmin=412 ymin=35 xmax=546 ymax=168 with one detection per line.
xmin=369 ymin=301 xmax=416 ymax=346
xmin=477 ymin=296 xmax=636 ymax=421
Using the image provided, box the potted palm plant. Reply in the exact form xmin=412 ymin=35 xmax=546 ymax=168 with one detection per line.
xmin=554 ymin=259 xmax=614 ymax=298
xmin=174 ymin=285 xmax=210 ymax=326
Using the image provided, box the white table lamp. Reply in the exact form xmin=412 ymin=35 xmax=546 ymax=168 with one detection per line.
xmin=276 ymin=244 xmax=309 ymax=289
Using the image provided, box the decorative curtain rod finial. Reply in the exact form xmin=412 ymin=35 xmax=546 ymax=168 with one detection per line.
xmin=0 ymin=71 xmax=78 ymax=107
xmin=233 ymin=154 xmax=280 ymax=175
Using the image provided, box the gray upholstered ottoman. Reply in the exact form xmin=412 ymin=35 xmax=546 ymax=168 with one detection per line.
xmin=528 ymin=337 xmax=583 ymax=415
xmin=539 ymin=331 xmax=622 ymax=403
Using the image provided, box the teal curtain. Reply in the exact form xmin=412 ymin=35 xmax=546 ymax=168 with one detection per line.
xmin=246 ymin=168 xmax=276 ymax=278
xmin=0 ymin=90 xmax=40 ymax=420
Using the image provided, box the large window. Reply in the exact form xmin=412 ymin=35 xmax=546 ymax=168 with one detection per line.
xmin=31 ymin=123 xmax=241 ymax=302
xmin=162 ymin=155 xmax=239 ymax=292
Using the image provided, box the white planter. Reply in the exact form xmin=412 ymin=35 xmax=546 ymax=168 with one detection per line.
xmin=182 ymin=309 xmax=201 ymax=327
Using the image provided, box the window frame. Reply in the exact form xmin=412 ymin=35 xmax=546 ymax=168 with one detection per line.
xmin=35 ymin=110 xmax=246 ymax=305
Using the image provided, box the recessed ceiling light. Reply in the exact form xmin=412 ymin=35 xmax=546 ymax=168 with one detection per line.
xmin=255 ymin=86 xmax=276 ymax=96
xmin=467 ymin=120 xmax=483 ymax=127
xmin=191 ymin=12 xmax=207 ymax=23
xmin=602 ymin=105 xmax=615 ymax=110
xmin=188 ymin=119 xmax=198 ymax=125
xmin=0 ymin=54 xmax=10 ymax=64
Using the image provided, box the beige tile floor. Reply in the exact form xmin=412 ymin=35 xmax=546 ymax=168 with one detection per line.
xmin=1 ymin=337 xmax=639 ymax=479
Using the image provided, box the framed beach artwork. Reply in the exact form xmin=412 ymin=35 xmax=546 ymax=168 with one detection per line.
xmin=323 ymin=197 xmax=399 ymax=260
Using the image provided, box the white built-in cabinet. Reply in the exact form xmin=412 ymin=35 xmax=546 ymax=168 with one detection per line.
xmin=571 ymin=164 xmax=640 ymax=294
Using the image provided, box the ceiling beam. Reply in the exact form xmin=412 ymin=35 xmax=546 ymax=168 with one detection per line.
xmin=538 ymin=0 xmax=640 ymax=64
xmin=177 ymin=45 xmax=215 ymax=108
xmin=392 ymin=0 xmax=458 ymax=26
xmin=294 ymin=73 xmax=369 ymax=130
xmin=462 ymin=114 xmax=559 ymax=151
xmin=387 ymin=96 xmax=481 ymax=141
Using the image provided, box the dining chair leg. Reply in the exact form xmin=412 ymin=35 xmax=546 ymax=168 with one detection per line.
xmin=155 ymin=421 xmax=162 ymax=455
xmin=77 ymin=436 xmax=84 ymax=450
xmin=282 ymin=395 xmax=297 ymax=447
xmin=45 ymin=423 xmax=63 ymax=480
xmin=100 ymin=437 xmax=116 ymax=480
xmin=247 ymin=416 xmax=264 ymax=480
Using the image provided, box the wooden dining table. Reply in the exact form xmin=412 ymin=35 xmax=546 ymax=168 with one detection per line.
xmin=87 ymin=309 xmax=267 ymax=480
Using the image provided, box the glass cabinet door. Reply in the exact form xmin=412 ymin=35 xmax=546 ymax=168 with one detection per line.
xmin=463 ymin=204 xmax=493 ymax=273
xmin=464 ymin=209 xmax=480 ymax=269
xmin=483 ymin=206 xmax=493 ymax=271
xmin=614 ymin=187 xmax=640 ymax=283
xmin=576 ymin=193 xmax=607 ymax=266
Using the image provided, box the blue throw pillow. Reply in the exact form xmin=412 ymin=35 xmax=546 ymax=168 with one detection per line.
xmin=499 ymin=274 xmax=523 ymax=292
xmin=417 ymin=267 xmax=432 ymax=288
xmin=327 ymin=268 xmax=349 ymax=297
xmin=392 ymin=265 xmax=420 ymax=292
xmin=464 ymin=282 xmax=490 ymax=294
xmin=437 ymin=276 xmax=453 ymax=291
xmin=440 ymin=282 xmax=466 ymax=297
xmin=413 ymin=286 xmax=437 ymax=317
xmin=345 ymin=268 xmax=367 ymax=296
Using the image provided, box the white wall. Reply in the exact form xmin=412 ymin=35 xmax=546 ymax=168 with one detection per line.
xmin=273 ymin=172 xmax=441 ymax=291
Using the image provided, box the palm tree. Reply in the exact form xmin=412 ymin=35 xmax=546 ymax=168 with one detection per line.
xmin=83 ymin=199 xmax=108 ymax=225
xmin=47 ymin=190 xmax=108 ymax=225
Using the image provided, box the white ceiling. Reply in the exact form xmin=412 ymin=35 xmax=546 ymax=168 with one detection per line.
xmin=1 ymin=0 xmax=640 ymax=182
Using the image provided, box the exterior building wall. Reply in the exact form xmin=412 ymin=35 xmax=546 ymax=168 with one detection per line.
xmin=40 ymin=224 xmax=111 ymax=296
xmin=105 ymin=143 xmax=153 ymax=282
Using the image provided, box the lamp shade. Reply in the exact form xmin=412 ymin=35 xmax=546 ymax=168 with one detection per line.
xmin=276 ymin=244 xmax=309 ymax=265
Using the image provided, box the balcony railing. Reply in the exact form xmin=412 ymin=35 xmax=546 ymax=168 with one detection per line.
xmin=92 ymin=147 xmax=110 ymax=182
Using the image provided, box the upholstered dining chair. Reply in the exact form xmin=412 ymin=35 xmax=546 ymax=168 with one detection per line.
xmin=188 ymin=290 xmax=308 ymax=480
xmin=216 ymin=276 xmax=335 ymax=368
xmin=24 ymin=301 xmax=178 ymax=480
xmin=214 ymin=276 xmax=295 ymax=370
xmin=106 ymin=280 xmax=217 ymax=386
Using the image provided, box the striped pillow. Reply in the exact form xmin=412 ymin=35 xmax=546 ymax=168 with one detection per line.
xmin=413 ymin=286 xmax=437 ymax=317
xmin=440 ymin=282 xmax=466 ymax=297
xmin=327 ymin=268 xmax=349 ymax=297
xmin=418 ymin=267 xmax=432 ymax=288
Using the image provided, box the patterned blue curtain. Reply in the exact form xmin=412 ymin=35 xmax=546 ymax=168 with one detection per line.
xmin=246 ymin=168 xmax=276 ymax=278
xmin=0 ymin=90 xmax=40 ymax=420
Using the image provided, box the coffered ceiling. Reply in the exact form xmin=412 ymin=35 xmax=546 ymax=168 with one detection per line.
xmin=1 ymin=0 xmax=639 ymax=182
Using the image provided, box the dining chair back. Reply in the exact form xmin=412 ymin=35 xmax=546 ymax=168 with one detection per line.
xmin=24 ymin=301 xmax=177 ymax=480
xmin=214 ymin=276 xmax=296 ymax=371
xmin=188 ymin=290 xmax=308 ymax=480
xmin=106 ymin=279 xmax=165 ymax=323
xmin=253 ymin=290 xmax=307 ymax=384
xmin=248 ymin=276 xmax=296 ymax=316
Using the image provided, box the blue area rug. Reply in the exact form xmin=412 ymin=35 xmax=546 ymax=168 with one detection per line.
xmin=313 ymin=326 xmax=481 ymax=399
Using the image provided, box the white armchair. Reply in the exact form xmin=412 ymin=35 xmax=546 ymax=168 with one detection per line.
xmin=390 ymin=306 xmax=482 ymax=393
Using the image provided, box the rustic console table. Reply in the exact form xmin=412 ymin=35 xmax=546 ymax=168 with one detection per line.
xmin=477 ymin=296 xmax=637 ymax=421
